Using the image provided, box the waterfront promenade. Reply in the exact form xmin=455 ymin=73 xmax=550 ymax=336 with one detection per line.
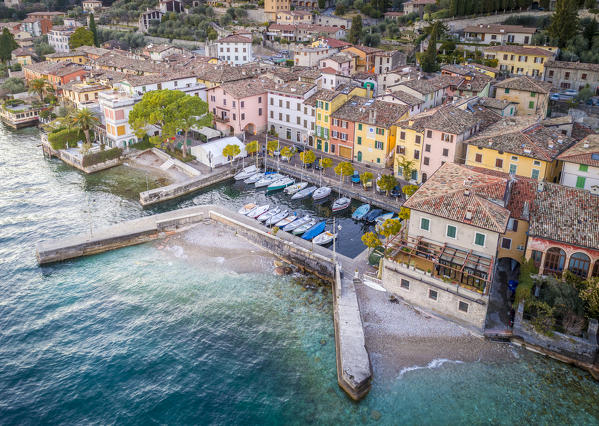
xmin=36 ymin=205 xmax=373 ymax=401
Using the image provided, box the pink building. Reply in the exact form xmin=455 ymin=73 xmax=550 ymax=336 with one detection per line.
xmin=403 ymin=105 xmax=500 ymax=182
xmin=207 ymin=77 xmax=270 ymax=135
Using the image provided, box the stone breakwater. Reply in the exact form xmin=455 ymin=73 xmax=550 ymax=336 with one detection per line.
xmin=35 ymin=205 xmax=372 ymax=401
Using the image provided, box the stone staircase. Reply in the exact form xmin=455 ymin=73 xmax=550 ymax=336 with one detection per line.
xmin=159 ymin=159 xmax=175 ymax=170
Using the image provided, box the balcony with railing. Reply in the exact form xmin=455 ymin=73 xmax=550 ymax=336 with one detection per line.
xmin=388 ymin=235 xmax=494 ymax=295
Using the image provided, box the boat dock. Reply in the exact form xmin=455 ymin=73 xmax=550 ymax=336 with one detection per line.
xmin=35 ymin=205 xmax=373 ymax=401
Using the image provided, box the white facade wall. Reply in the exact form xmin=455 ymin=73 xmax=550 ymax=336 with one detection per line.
xmin=99 ymin=92 xmax=138 ymax=149
xmin=560 ymin=161 xmax=599 ymax=191
xmin=217 ymin=41 xmax=253 ymax=66
xmin=267 ymin=88 xmax=317 ymax=145
xmin=48 ymin=30 xmax=73 ymax=53
xmin=408 ymin=210 xmax=501 ymax=259
xmin=292 ymin=48 xmax=333 ymax=67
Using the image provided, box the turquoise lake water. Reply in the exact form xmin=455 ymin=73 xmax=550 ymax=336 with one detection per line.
xmin=1 ymin=125 xmax=599 ymax=424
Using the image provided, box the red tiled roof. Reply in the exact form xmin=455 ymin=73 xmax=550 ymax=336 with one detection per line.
xmin=557 ymin=134 xmax=599 ymax=167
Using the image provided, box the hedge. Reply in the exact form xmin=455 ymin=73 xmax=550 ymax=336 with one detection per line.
xmin=48 ymin=127 xmax=86 ymax=150
xmin=82 ymin=147 xmax=123 ymax=167
xmin=514 ymin=258 xmax=539 ymax=308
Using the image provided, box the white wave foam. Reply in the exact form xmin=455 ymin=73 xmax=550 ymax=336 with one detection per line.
xmin=398 ymin=358 xmax=464 ymax=378
xmin=165 ymin=245 xmax=187 ymax=259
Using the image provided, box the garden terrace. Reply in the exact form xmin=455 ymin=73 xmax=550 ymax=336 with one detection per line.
xmin=389 ymin=235 xmax=494 ymax=295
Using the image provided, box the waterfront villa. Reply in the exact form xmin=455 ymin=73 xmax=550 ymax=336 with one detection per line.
xmin=98 ymin=90 xmax=138 ymax=149
xmin=381 ymin=163 xmax=511 ymax=330
xmin=0 ymin=99 xmax=48 ymax=128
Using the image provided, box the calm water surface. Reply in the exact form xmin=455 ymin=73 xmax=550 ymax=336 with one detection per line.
xmin=1 ymin=125 xmax=598 ymax=424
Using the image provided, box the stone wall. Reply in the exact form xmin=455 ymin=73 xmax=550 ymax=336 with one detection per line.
xmin=381 ymin=258 xmax=489 ymax=331
xmin=513 ymin=301 xmax=599 ymax=365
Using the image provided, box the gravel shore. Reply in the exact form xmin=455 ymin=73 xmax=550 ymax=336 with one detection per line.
xmin=355 ymin=282 xmax=518 ymax=379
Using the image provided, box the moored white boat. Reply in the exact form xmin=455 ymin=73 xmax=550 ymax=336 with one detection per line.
xmin=247 ymin=204 xmax=270 ymax=218
xmin=234 ymin=165 xmax=258 ymax=180
xmin=282 ymin=215 xmax=311 ymax=232
xmin=238 ymin=203 xmax=256 ymax=215
xmin=293 ymin=219 xmax=316 ymax=235
xmin=274 ymin=212 xmax=297 ymax=228
xmin=313 ymin=231 xmax=336 ymax=245
xmin=244 ymin=171 xmax=272 ymax=184
xmin=312 ymin=186 xmax=331 ymax=201
xmin=291 ymin=185 xmax=317 ymax=200
xmin=352 ymin=203 xmax=370 ymax=220
xmin=284 ymin=182 xmax=308 ymax=195
xmin=257 ymin=207 xmax=280 ymax=222
xmin=266 ymin=209 xmax=289 ymax=226
xmin=332 ymin=197 xmax=351 ymax=212
xmin=267 ymin=177 xmax=295 ymax=191
xmin=255 ymin=173 xmax=282 ymax=188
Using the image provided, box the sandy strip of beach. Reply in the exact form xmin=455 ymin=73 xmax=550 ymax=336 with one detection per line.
xmin=355 ymin=282 xmax=518 ymax=378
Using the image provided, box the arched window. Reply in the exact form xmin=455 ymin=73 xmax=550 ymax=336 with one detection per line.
xmin=569 ymin=252 xmax=591 ymax=278
xmin=543 ymin=247 xmax=566 ymax=276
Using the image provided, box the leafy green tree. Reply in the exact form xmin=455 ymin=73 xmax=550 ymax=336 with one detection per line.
xmin=334 ymin=161 xmax=354 ymax=183
xmin=360 ymin=171 xmax=373 ymax=189
xmin=420 ymin=21 xmax=445 ymax=72
xmin=398 ymin=207 xmax=410 ymax=221
xmin=28 ymin=78 xmax=50 ymax=101
xmin=89 ymin=13 xmax=99 ymax=47
xmin=584 ymin=0 xmax=595 ymax=8
xmin=580 ymin=277 xmax=599 ymax=319
xmin=267 ymin=139 xmax=279 ymax=156
xmin=69 ymin=27 xmax=95 ymax=49
xmin=129 ymin=89 xmax=187 ymax=151
xmin=379 ymin=218 xmax=402 ymax=248
xmin=318 ymin=0 xmax=326 ymax=8
xmin=349 ymin=15 xmax=363 ymax=44
xmin=68 ymin=108 xmax=100 ymax=151
xmin=168 ymin=95 xmax=211 ymax=156
xmin=548 ymin=0 xmax=579 ymax=47
xmin=396 ymin=156 xmax=415 ymax=181
xmin=361 ymin=232 xmax=382 ymax=252
xmin=378 ymin=174 xmax=397 ymax=195
xmin=300 ymin=150 xmax=316 ymax=168
xmin=2 ymin=77 xmax=26 ymax=94
xmin=246 ymin=140 xmax=259 ymax=156
xmin=402 ymin=184 xmax=418 ymax=198
xmin=222 ymin=144 xmax=241 ymax=166
xmin=576 ymin=85 xmax=594 ymax=102
xmin=280 ymin=146 xmax=296 ymax=162
xmin=0 ymin=28 xmax=18 ymax=63
xmin=319 ymin=157 xmax=333 ymax=178
xmin=335 ymin=3 xmax=346 ymax=15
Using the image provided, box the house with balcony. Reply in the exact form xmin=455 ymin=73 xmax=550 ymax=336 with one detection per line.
xmin=461 ymin=24 xmax=537 ymax=45
xmin=48 ymin=26 xmax=75 ymax=53
xmin=543 ymin=60 xmax=599 ymax=94
xmin=116 ymin=73 xmax=207 ymax=100
xmin=340 ymin=45 xmax=382 ymax=73
xmin=526 ymin=181 xmax=599 ymax=280
xmin=329 ymin=96 xmax=369 ymax=161
xmin=483 ymin=45 xmax=556 ymax=78
xmin=381 ymin=162 xmax=511 ymax=330
xmin=61 ymin=80 xmax=109 ymax=108
xmin=267 ymin=80 xmax=318 ymax=145
xmin=557 ymin=134 xmax=599 ymax=191
xmin=493 ymin=75 xmax=552 ymax=117
xmin=207 ymin=77 xmax=271 ymax=135
xmin=98 ymin=90 xmax=138 ymax=149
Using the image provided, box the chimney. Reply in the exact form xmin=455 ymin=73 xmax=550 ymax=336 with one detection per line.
xmin=583 ymin=142 xmax=590 ymax=148
xmin=537 ymin=181 xmax=545 ymax=191
xmin=590 ymin=185 xmax=599 ymax=196
xmin=522 ymin=201 xmax=530 ymax=221
xmin=465 ymin=209 xmax=473 ymax=220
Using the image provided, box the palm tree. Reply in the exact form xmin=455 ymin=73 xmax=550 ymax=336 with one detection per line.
xmin=28 ymin=78 xmax=50 ymax=101
xmin=68 ymin=108 xmax=99 ymax=151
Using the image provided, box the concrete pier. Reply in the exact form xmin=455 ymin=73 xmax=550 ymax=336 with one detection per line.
xmin=35 ymin=205 xmax=373 ymax=400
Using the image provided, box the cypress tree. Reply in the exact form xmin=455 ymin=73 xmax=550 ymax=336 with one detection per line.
xmin=0 ymin=28 xmax=18 ymax=63
xmin=548 ymin=0 xmax=579 ymax=47
xmin=89 ymin=13 xmax=99 ymax=47
xmin=349 ymin=15 xmax=363 ymax=45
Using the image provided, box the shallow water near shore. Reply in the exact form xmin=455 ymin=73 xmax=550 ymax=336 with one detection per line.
xmin=1 ymin=126 xmax=599 ymax=424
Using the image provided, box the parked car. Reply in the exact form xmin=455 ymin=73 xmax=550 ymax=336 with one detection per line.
xmin=550 ymin=93 xmax=561 ymax=101
xmin=313 ymin=161 xmax=322 ymax=171
xmin=294 ymin=145 xmax=304 ymax=153
xmin=390 ymin=185 xmax=401 ymax=197
xmin=351 ymin=171 xmax=360 ymax=184
xmin=560 ymin=89 xmax=578 ymax=98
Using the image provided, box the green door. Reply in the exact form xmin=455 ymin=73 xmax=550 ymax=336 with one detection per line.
xmin=357 ymin=151 xmax=362 ymax=161
xmin=324 ymin=141 xmax=328 ymax=153
xmin=317 ymin=139 xmax=322 ymax=150
xmin=576 ymin=176 xmax=586 ymax=189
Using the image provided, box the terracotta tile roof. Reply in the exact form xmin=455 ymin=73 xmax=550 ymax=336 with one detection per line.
xmin=398 ymin=105 xmax=481 ymax=135
xmin=528 ymin=183 xmax=599 ymax=249
xmin=463 ymin=24 xmax=537 ymax=34
xmin=217 ymin=34 xmax=251 ymax=44
xmin=467 ymin=117 xmax=577 ymax=162
xmin=91 ymin=53 xmax=164 ymax=74
xmin=404 ymin=162 xmax=510 ymax=233
xmin=23 ymin=61 xmax=84 ymax=76
xmin=378 ymin=90 xmax=423 ymax=107
xmin=478 ymin=97 xmax=516 ymax=110
xmin=332 ymin=98 xmax=408 ymax=127
xmin=119 ymin=72 xmax=194 ymax=87
xmin=331 ymin=96 xmax=371 ymax=121
xmin=320 ymin=66 xmax=337 ymax=74
xmin=397 ymin=75 xmax=453 ymax=95
xmin=219 ymin=77 xmax=272 ymax=99
xmin=268 ymin=80 xmax=316 ymax=96
xmin=326 ymin=54 xmax=351 ymax=64
xmin=484 ymin=45 xmax=555 ymax=56
xmin=468 ymin=63 xmax=497 ymax=73
xmin=557 ymin=134 xmax=599 ymax=167
xmin=323 ymin=38 xmax=352 ymax=48
xmin=493 ymin=75 xmax=552 ymax=94
xmin=544 ymin=59 xmax=599 ymax=72
xmin=311 ymin=88 xmax=339 ymax=102
xmin=572 ymin=122 xmax=596 ymax=141
xmin=349 ymin=45 xmax=383 ymax=54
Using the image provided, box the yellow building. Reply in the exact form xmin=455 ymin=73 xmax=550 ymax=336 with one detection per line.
xmin=46 ymin=51 xmax=89 ymax=64
xmin=354 ymin=100 xmax=409 ymax=167
xmin=313 ymin=87 xmax=367 ymax=154
xmin=467 ymin=63 xmax=498 ymax=78
xmin=483 ymin=45 xmax=556 ymax=78
xmin=465 ymin=116 xmax=576 ymax=182
xmin=493 ymin=75 xmax=552 ymax=117
xmin=265 ymin=0 xmax=290 ymax=21
xmin=61 ymin=81 xmax=109 ymax=107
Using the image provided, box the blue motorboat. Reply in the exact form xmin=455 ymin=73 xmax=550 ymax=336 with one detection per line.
xmin=352 ymin=203 xmax=370 ymax=220
xmin=364 ymin=209 xmax=383 ymax=223
xmin=301 ymin=221 xmax=326 ymax=240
